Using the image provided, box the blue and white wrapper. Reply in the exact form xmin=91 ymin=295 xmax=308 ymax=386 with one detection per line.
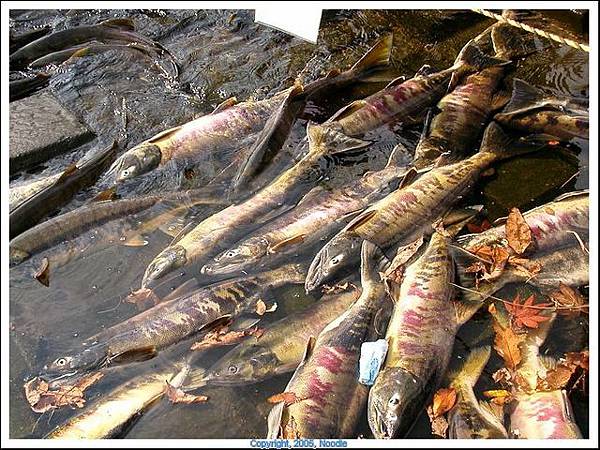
xmin=359 ymin=339 xmax=388 ymax=385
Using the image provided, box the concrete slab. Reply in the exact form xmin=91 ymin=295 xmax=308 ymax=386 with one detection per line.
xmin=9 ymin=90 xmax=94 ymax=174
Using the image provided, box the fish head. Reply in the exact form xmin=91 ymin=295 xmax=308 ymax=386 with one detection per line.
xmin=205 ymin=344 xmax=280 ymax=385
xmin=368 ymin=367 xmax=428 ymax=439
xmin=9 ymin=248 xmax=30 ymax=267
xmin=305 ymin=233 xmax=362 ymax=292
xmin=114 ymin=144 xmax=162 ymax=183
xmin=142 ymin=245 xmax=187 ymax=288
xmin=202 ymin=238 xmax=268 ymax=275
xmin=40 ymin=345 xmax=107 ymax=382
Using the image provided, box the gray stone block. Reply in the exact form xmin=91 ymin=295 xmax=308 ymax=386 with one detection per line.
xmin=9 ymin=90 xmax=94 ymax=173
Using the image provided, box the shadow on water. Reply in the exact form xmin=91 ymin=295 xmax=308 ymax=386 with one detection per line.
xmin=9 ymin=9 xmax=588 ymax=439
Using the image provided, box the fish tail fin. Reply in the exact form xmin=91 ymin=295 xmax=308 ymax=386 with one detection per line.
xmin=498 ymin=78 xmax=568 ymax=119
xmin=350 ymin=33 xmax=393 ymax=75
xmin=479 ymin=122 xmax=546 ymax=161
xmin=491 ymin=23 xmax=538 ymax=60
xmin=452 ymin=39 xmax=511 ymax=73
xmin=447 ymin=345 xmax=491 ymax=389
xmin=306 ymin=122 xmax=370 ymax=156
xmin=100 ymin=18 xmax=136 ymax=31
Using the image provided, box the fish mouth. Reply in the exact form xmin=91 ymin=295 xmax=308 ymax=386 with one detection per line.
xmin=369 ymin=401 xmax=395 ymax=439
xmin=305 ymin=252 xmax=325 ymax=292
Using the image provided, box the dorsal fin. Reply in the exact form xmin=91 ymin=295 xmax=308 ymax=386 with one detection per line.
xmin=326 ymin=100 xmax=367 ymax=123
xmin=147 ymin=125 xmax=182 ymax=144
xmin=100 ymin=18 xmax=136 ymax=31
xmin=398 ymin=167 xmax=419 ymax=189
xmin=499 ymin=78 xmax=569 ymax=118
xmin=384 ymin=75 xmax=406 ymax=89
xmin=268 ymin=234 xmax=306 ymax=254
xmin=345 ymin=209 xmax=376 ymax=233
xmin=211 ymin=97 xmax=238 ymax=114
xmin=350 ymin=33 xmax=393 ymax=74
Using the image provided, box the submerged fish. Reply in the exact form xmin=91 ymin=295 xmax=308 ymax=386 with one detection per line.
xmin=111 ymin=35 xmax=393 ymax=184
xmin=412 ymin=24 xmax=521 ymax=168
xmin=202 ymin=145 xmax=413 ymax=276
xmin=508 ymin=316 xmax=582 ymax=439
xmin=46 ymin=363 xmax=189 ymax=439
xmin=454 ymin=240 xmax=589 ymax=304
xmin=9 ymin=72 xmax=51 ymax=102
xmin=267 ymin=241 xmax=391 ymax=438
xmin=446 ymin=346 xmax=508 ymax=439
xmin=9 ymin=141 xmax=118 ymax=240
xmin=457 ymin=190 xmax=589 ymax=254
xmin=306 ymin=122 xmax=535 ymax=291
xmin=495 ymin=79 xmax=589 ymax=141
xmin=141 ymin=124 xmax=369 ymax=289
xmin=9 ymin=189 xmax=226 ymax=267
xmin=39 ymin=264 xmax=305 ymax=380
xmin=9 ymin=18 xmax=158 ymax=69
xmin=198 ymin=286 xmax=360 ymax=386
xmin=367 ymin=230 xmax=482 ymax=439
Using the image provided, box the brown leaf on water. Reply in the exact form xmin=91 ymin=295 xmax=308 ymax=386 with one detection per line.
xmin=321 ymin=281 xmax=356 ymax=295
xmin=33 ymin=257 xmax=50 ymax=287
xmin=127 ymin=287 xmax=160 ymax=307
xmin=267 ymin=391 xmax=304 ymax=406
xmin=504 ymin=293 xmax=553 ymax=329
xmin=165 ymin=381 xmax=208 ymax=404
xmin=431 ymin=387 xmax=457 ymax=417
xmin=24 ymin=372 xmax=104 ymax=413
xmin=471 ymin=245 xmax=510 ymax=282
xmin=538 ymin=350 xmax=590 ymax=391
xmin=565 ymin=350 xmax=589 ymax=371
xmin=506 ymin=208 xmax=532 ymax=255
xmin=255 ymin=299 xmax=277 ymax=316
xmin=191 ymin=325 xmax=264 ymax=351
xmin=492 ymin=367 xmax=512 ymax=385
xmin=508 ymin=257 xmax=542 ymax=279
xmin=492 ymin=318 xmax=525 ymax=370
xmin=427 ymin=405 xmax=449 ymax=438
xmin=466 ymin=218 xmax=492 ymax=234
xmin=550 ymin=283 xmax=587 ymax=315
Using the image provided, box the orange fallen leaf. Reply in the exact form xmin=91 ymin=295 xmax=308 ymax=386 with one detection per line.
xmin=466 ymin=219 xmax=492 ymax=234
xmin=165 ymin=381 xmax=208 ymax=404
xmin=267 ymin=391 xmax=304 ymax=406
xmin=504 ymin=293 xmax=553 ymax=329
xmin=191 ymin=325 xmax=264 ymax=351
xmin=508 ymin=257 xmax=542 ymax=279
xmin=483 ymin=389 xmax=511 ymax=399
xmin=492 ymin=318 xmax=525 ymax=370
xmin=550 ymin=283 xmax=587 ymax=315
xmin=506 ymin=208 xmax=532 ymax=255
xmin=33 ymin=257 xmax=50 ymax=287
xmin=431 ymin=387 xmax=457 ymax=417
xmin=255 ymin=299 xmax=277 ymax=316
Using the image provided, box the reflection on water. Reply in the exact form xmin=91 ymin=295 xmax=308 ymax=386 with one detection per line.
xmin=9 ymin=9 xmax=588 ymax=439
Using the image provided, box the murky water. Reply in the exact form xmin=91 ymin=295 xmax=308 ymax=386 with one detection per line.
xmin=9 ymin=9 xmax=588 ymax=439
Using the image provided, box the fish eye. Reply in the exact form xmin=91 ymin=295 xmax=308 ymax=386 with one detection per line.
xmin=54 ymin=357 xmax=68 ymax=367
xmin=228 ymin=365 xmax=238 ymax=374
xmin=122 ymin=170 xmax=129 ymax=177
xmin=225 ymin=250 xmax=237 ymax=258
xmin=330 ymin=255 xmax=343 ymax=266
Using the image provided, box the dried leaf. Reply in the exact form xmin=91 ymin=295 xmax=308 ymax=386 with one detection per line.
xmin=321 ymin=281 xmax=356 ymax=295
xmin=127 ymin=287 xmax=160 ymax=306
xmin=508 ymin=257 xmax=542 ymax=279
xmin=505 ymin=293 xmax=553 ymax=329
xmin=431 ymin=387 xmax=457 ymax=417
xmin=550 ymin=283 xmax=587 ymax=315
xmin=23 ymin=372 xmax=104 ymax=414
xmin=427 ymin=405 xmax=449 ymax=438
xmin=538 ymin=350 xmax=590 ymax=391
xmin=33 ymin=257 xmax=50 ymax=287
xmin=565 ymin=350 xmax=589 ymax=371
xmin=255 ymin=299 xmax=277 ymax=315
xmin=267 ymin=391 xmax=304 ymax=406
xmin=483 ymin=389 xmax=511 ymax=399
xmin=191 ymin=325 xmax=264 ymax=351
xmin=165 ymin=381 xmax=208 ymax=404
xmin=492 ymin=319 xmax=525 ymax=370
xmin=492 ymin=367 xmax=512 ymax=385
xmin=466 ymin=219 xmax=492 ymax=234
xmin=506 ymin=208 xmax=532 ymax=255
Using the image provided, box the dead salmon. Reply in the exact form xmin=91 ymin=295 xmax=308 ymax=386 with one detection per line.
xmin=202 ymin=144 xmax=414 ymax=276
xmin=495 ymin=79 xmax=589 ymax=141
xmin=267 ymin=241 xmax=391 ymax=438
xmin=507 ymin=316 xmax=582 ymax=439
xmin=367 ymin=230 xmax=482 ymax=438
xmin=141 ymin=124 xmax=370 ymax=289
xmin=306 ymin=122 xmax=537 ymax=291
xmin=39 ymin=264 xmax=305 ymax=380
xmin=9 ymin=141 xmax=118 ymax=239
xmin=195 ymin=286 xmax=361 ymax=387
xmin=446 ymin=346 xmax=508 ymax=439
xmin=110 ymin=35 xmax=393 ymax=184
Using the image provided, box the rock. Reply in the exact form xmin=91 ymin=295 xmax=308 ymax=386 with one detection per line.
xmin=9 ymin=91 xmax=94 ymax=174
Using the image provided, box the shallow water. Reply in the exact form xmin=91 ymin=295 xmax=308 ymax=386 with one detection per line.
xmin=9 ymin=9 xmax=588 ymax=439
